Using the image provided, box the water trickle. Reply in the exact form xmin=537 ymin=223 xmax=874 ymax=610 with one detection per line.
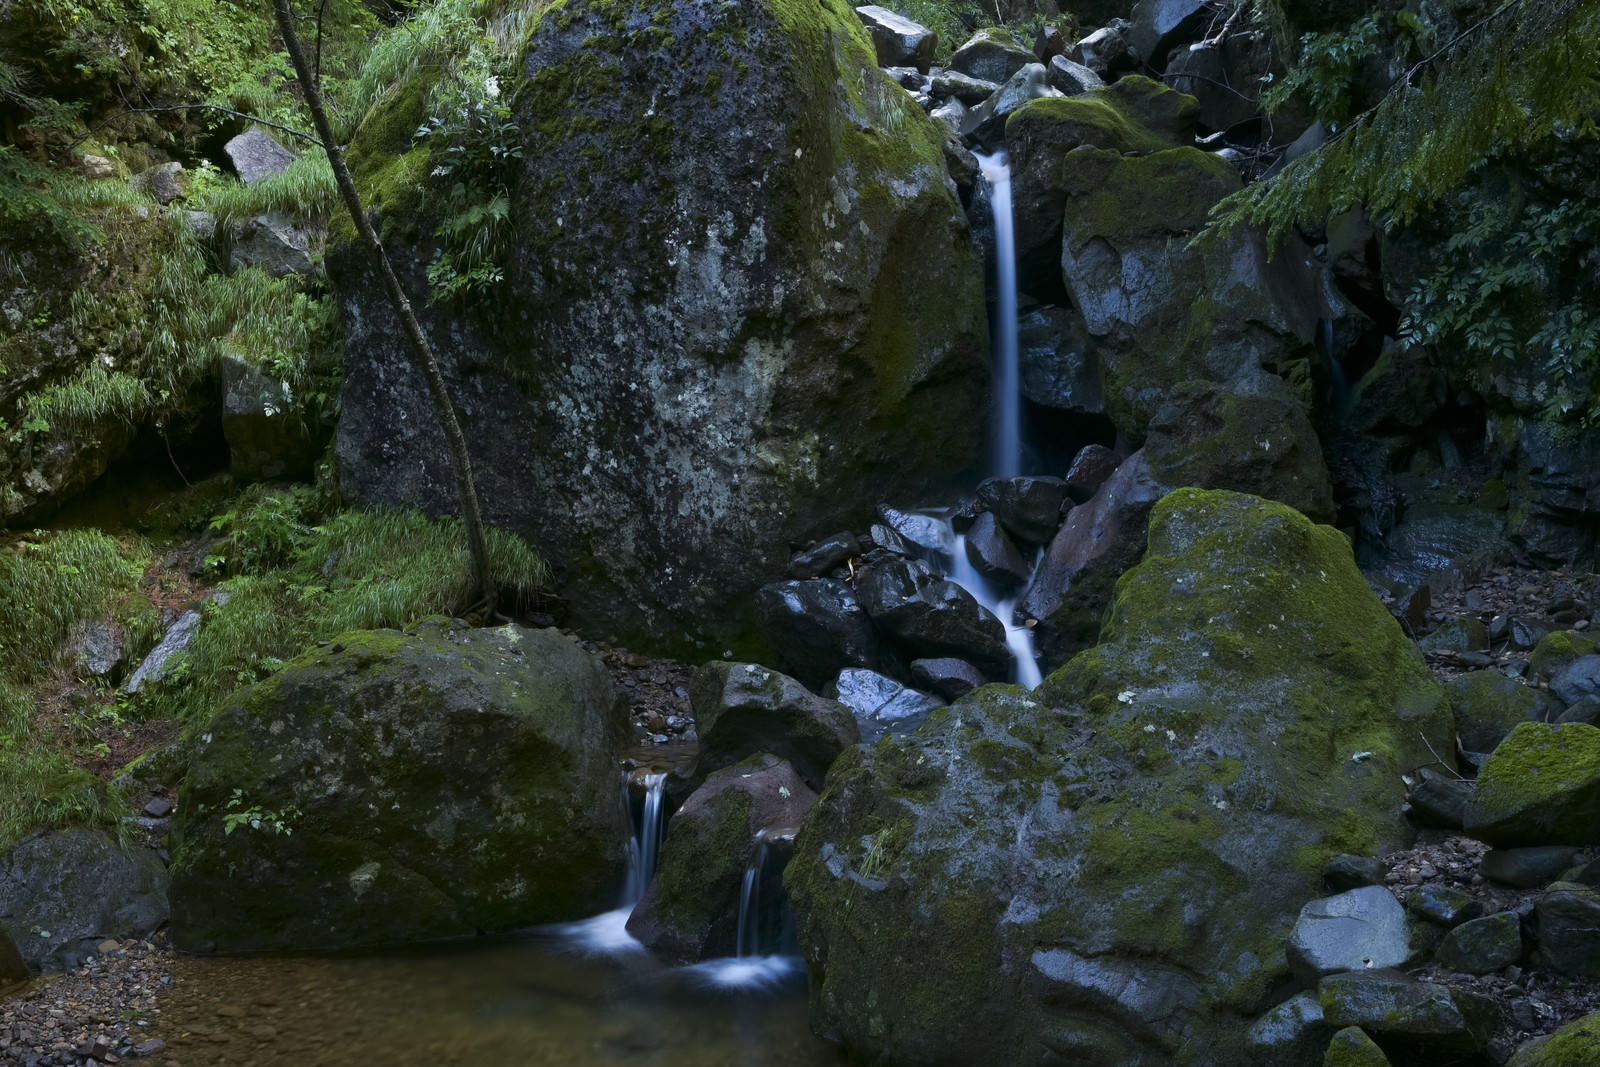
xmin=623 ymin=770 xmax=667 ymax=906
xmin=944 ymin=526 xmax=1042 ymax=689
xmin=736 ymin=840 xmax=768 ymax=958
xmin=980 ymin=150 xmax=1022 ymax=479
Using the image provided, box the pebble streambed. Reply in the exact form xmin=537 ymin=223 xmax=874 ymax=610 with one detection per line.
xmin=149 ymin=924 xmax=839 ymax=1066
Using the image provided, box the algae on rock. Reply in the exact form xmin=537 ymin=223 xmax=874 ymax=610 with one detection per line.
xmin=787 ymin=489 xmax=1451 ymax=1065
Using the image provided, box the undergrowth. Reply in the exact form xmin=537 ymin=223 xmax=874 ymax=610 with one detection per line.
xmin=137 ymin=485 xmax=549 ymax=727
xmin=0 ymin=529 xmax=151 ymax=848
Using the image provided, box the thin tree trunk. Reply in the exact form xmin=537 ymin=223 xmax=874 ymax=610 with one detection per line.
xmin=271 ymin=0 xmax=497 ymax=616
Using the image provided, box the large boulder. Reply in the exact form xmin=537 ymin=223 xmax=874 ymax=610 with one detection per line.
xmin=787 ymin=489 xmax=1451 ymax=1065
xmin=168 ymin=619 xmax=631 ymax=952
xmin=689 ymin=661 xmax=859 ymax=792
xmin=0 ymin=830 xmax=169 ymax=972
xmin=329 ymin=0 xmax=988 ymax=657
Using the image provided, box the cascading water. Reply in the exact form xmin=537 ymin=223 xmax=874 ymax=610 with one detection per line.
xmin=979 ymin=150 xmax=1022 ymax=479
xmin=946 ymin=530 xmax=1043 ymax=690
xmin=736 ymin=840 xmax=768 ymax=958
xmin=622 ymin=771 xmax=667 ymax=904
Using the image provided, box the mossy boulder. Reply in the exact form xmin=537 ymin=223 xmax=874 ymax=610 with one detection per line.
xmin=626 ymin=753 xmax=815 ymax=962
xmin=330 ymin=0 xmax=987 ymax=658
xmin=168 ymin=619 xmax=631 ymax=953
xmin=1528 ymin=629 xmax=1600 ymax=683
xmin=1462 ymin=722 xmax=1600 ymax=847
xmin=1506 ymin=1006 xmax=1600 ymax=1066
xmin=1324 ymin=1026 xmax=1392 ymax=1067
xmin=786 ymin=489 xmax=1450 ymax=1065
xmin=1447 ymin=670 xmax=1544 ymax=754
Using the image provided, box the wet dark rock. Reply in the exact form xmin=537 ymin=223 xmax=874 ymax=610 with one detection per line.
xmin=627 ymin=754 xmax=814 ymax=963
xmin=1436 ymin=911 xmax=1524 ymax=975
xmin=224 ymin=126 xmax=297 ymax=185
xmin=1418 ymin=615 xmax=1489 ymax=653
xmin=130 ymin=161 xmax=188 ymax=204
xmin=142 ymin=797 xmax=174 ymax=819
xmin=1323 ymin=854 xmax=1387 ymax=892
xmin=1164 ymin=31 xmax=1278 ymax=135
xmin=1019 ymin=449 xmax=1168 ymax=669
xmin=857 ymin=556 xmax=1011 ymax=675
xmin=962 ymin=511 xmax=1031 ymax=590
xmin=0 ymin=830 xmax=168 ymax=971
xmin=1071 ymin=18 xmax=1136 ymax=77
xmin=876 ymin=505 xmax=950 ymax=557
xmin=1126 ymin=0 xmax=1211 ymax=69
xmin=1558 ymin=695 xmax=1600 ymax=726
xmin=1481 ymin=846 xmax=1581 ymax=889
xmin=1064 ymin=443 xmax=1122 ymax=503
xmin=1531 ymin=882 xmax=1600 ymax=978
xmin=909 ymin=657 xmax=988 ymax=702
xmin=930 ymin=69 xmax=998 ymax=105
xmin=169 ymin=621 xmax=630 ymax=952
xmin=946 ymin=27 xmax=1036 ymax=83
xmin=1405 ymin=768 xmax=1473 ymax=830
xmin=787 ymin=531 xmax=860 ymax=580
xmin=1463 ymin=722 xmax=1600 ymax=847
xmin=1287 ymin=885 xmax=1412 ymax=983
xmin=1512 ymin=616 xmax=1559 ymax=651
xmin=975 ymin=475 xmax=1070 ymax=545
xmin=755 ymin=579 xmax=903 ymax=691
xmin=961 ymin=62 xmax=1062 ymax=152
xmin=1407 ymin=882 xmax=1483 ymax=927
xmin=1045 ymin=55 xmax=1103 ymax=96
xmin=1390 ymin=583 xmax=1431 ymax=636
xmin=827 ymin=668 xmax=944 ymax=744
xmin=1317 ymin=968 xmax=1497 ymax=1057
xmin=1243 ymin=991 xmax=1333 ymax=1067
xmin=688 ymin=661 xmax=859 ymax=794
xmin=1551 ymin=654 xmax=1600 ymax=705
xmin=1016 ymin=304 xmax=1103 ymax=417
xmin=854 ymin=5 xmax=935 ymax=72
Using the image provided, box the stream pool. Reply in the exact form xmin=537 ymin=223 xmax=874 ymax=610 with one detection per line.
xmin=148 ymin=918 xmax=841 ymax=1066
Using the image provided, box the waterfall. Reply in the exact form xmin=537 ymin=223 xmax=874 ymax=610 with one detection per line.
xmin=622 ymin=771 xmax=667 ymax=906
xmin=980 ymin=150 xmax=1022 ymax=479
xmin=735 ymin=840 xmax=768 ymax=958
xmin=944 ymin=528 xmax=1043 ymax=690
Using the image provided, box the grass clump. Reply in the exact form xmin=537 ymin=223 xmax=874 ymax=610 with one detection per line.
xmin=0 ymin=529 xmax=151 ymax=848
xmin=141 ymin=485 xmax=549 ymax=726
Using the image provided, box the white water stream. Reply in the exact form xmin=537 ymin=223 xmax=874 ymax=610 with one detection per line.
xmin=980 ymin=150 xmax=1022 ymax=478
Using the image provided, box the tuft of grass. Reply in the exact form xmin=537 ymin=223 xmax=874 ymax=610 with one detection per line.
xmin=142 ymin=488 xmax=549 ymax=727
xmin=0 ymin=531 xmax=150 ymax=849
xmin=196 ymin=148 xmax=340 ymax=225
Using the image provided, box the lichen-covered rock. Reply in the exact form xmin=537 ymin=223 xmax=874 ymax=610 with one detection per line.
xmin=1435 ymin=911 xmax=1522 ymax=975
xmin=330 ymin=0 xmax=988 ymax=658
xmin=1462 ymin=722 xmax=1600 ymax=846
xmin=1323 ymin=1025 xmax=1392 ymax=1066
xmin=786 ymin=489 xmax=1451 ymax=1065
xmin=168 ymin=620 xmax=630 ymax=952
xmin=626 ymin=754 xmax=814 ymax=963
xmin=0 ymin=830 xmax=168 ymax=972
xmin=1244 ymin=991 xmax=1334 ymax=1067
xmin=1318 ymin=969 xmax=1496 ymax=1058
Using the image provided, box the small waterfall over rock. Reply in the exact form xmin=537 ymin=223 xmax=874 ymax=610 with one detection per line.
xmin=623 ymin=771 xmax=667 ymax=905
xmin=946 ymin=529 xmax=1044 ymax=690
xmin=980 ymin=150 xmax=1022 ymax=478
xmin=736 ymin=839 xmax=768 ymax=958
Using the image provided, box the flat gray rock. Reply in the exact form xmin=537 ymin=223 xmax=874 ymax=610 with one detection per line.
xmin=224 ymin=126 xmax=298 ymax=185
xmin=1288 ymin=885 xmax=1410 ymax=983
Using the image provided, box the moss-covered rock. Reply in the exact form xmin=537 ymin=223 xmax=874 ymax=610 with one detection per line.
xmin=786 ymin=489 xmax=1450 ymax=1065
xmin=1462 ymin=722 xmax=1600 ymax=847
xmin=1506 ymin=1006 xmax=1600 ymax=1066
xmin=168 ymin=619 xmax=630 ymax=952
xmin=1527 ymin=629 xmax=1600 ymax=683
xmin=1448 ymin=670 xmax=1544 ymax=754
xmin=626 ymin=753 xmax=814 ymax=962
xmin=1324 ymin=1026 xmax=1392 ymax=1067
xmin=330 ymin=0 xmax=987 ymax=657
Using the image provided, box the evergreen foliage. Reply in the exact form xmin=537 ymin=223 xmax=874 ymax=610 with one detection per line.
xmin=1208 ymin=0 xmax=1600 ymax=242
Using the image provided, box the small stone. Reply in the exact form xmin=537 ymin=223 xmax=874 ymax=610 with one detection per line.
xmin=142 ymin=797 xmax=174 ymax=818
xmin=1406 ymin=883 xmax=1482 ymax=927
xmin=1323 ymin=854 xmax=1386 ymax=892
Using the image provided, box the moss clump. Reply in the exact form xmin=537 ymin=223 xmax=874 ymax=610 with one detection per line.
xmin=1464 ymin=722 xmax=1600 ymax=846
xmin=1528 ymin=629 xmax=1600 ymax=682
xmin=1506 ymin=1008 xmax=1600 ymax=1067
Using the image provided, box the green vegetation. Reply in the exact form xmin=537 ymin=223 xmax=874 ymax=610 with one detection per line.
xmin=0 ymin=530 xmax=151 ymax=847
xmin=137 ymin=485 xmax=547 ymax=727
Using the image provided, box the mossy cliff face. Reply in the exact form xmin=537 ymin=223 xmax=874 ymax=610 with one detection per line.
xmin=167 ymin=619 xmax=631 ymax=952
xmin=330 ymin=0 xmax=988 ymax=657
xmin=786 ymin=489 xmax=1450 ymax=1065
xmin=1006 ymin=76 xmax=1327 ymax=443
